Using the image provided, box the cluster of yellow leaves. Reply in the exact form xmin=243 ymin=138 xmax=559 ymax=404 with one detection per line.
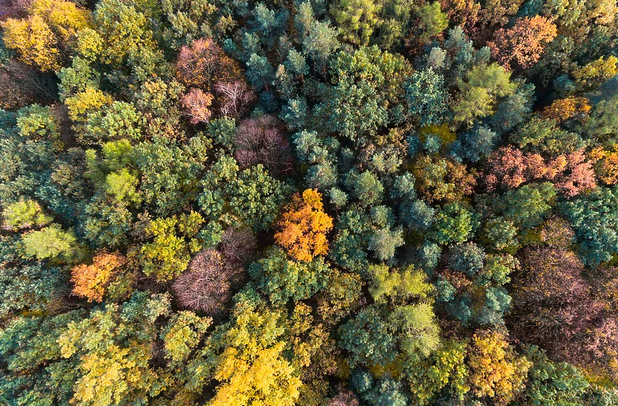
xmin=542 ymin=97 xmax=591 ymax=122
xmin=1 ymin=0 xmax=91 ymax=72
xmin=211 ymin=303 xmax=302 ymax=406
xmin=419 ymin=124 xmax=457 ymax=149
xmin=275 ymin=189 xmax=333 ymax=262
xmin=573 ymin=55 xmax=618 ymax=88
xmin=71 ymin=252 xmax=126 ymax=302
xmin=65 ymin=87 xmax=113 ymax=123
xmin=591 ymin=146 xmax=618 ymax=186
xmin=467 ymin=330 xmax=531 ymax=405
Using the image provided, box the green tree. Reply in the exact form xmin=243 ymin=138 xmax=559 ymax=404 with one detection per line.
xmin=330 ymin=0 xmax=381 ymax=45
xmin=249 ymin=247 xmax=331 ymax=304
xmin=21 ymin=224 xmax=78 ymax=262
xmin=139 ymin=211 xmax=204 ymax=282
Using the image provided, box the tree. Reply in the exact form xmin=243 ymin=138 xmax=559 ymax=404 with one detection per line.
xmin=162 ymin=311 xmax=212 ymax=365
xmin=176 ymin=38 xmax=243 ymax=91
xmin=404 ymin=68 xmax=449 ymax=126
xmin=338 ymin=305 xmax=397 ymax=368
xmin=330 ymin=0 xmax=380 ymax=45
xmin=172 ymin=248 xmax=243 ymax=315
xmin=0 ymin=262 xmax=64 ymax=318
xmin=209 ymin=293 xmax=302 ymax=406
xmin=1 ymin=0 xmax=91 ymax=71
xmin=347 ymin=170 xmax=384 ymax=206
xmin=275 ymin=189 xmax=333 ymax=262
xmin=2 ymin=198 xmax=51 ymax=229
xmin=181 ymin=88 xmax=213 ymax=125
xmin=561 ymin=186 xmax=618 ymax=265
xmin=139 ymin=211 xmax=204 ymax=282
xmin=71 ymin=252 xmax=126 ymax=303
xmin=467 ymin=330 xmax=532 ymax=405
xmin=448 ymin=243 xmax=486 ymax=277
xmin=413 ymin=155 xmax=476 ymax=203
xmin=522 ymin=345 xmax=589 ymax=405
xmin=368 ymin=264 xmax=433 ymax=305
xmin=429 ymin=203 xmax=477 ymax=244
xmin=58 ymin=292 xmax=171 ymax=405
xmin=406 ymin=339 xmax=470 ymax=405
xmin=453 ymin=63 xmax=517 ymax=125
xmin=368 ymin=227 xmax=404 ymax=262
xmin=510 ymin=246 xmax=599 ymax=368
xmin=573 ymin=56 xmax=618 ymax=90
xmin=249 ymin=247 xmax=331 ymax=304
xmin=233 ymin=115 xmax=292 ymax=176
xmin=20 ymin=224 xmax=78 ymax=262
xmin=417 ymin=2 xmax=449 ymax=40
xmin=316 ymin=46 xmax=411 ymax=143
xmin=488 ymin=16 xmax=557 ymax=70
xmin=496 ymin=182 xmax=556 ymax=230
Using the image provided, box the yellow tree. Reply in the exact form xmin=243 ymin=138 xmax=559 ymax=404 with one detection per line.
xmin=71 ymin=252 xmax=126 ymax=302
xmin=275 ymin=189 xmax=333 ymax=262
xmin=210 ymin=297 xmax=302 ymax=406
xmin=1 ymin=0 xmax=92 ymax=72
xmin=467 ymin=330 xmax=531 ymax=405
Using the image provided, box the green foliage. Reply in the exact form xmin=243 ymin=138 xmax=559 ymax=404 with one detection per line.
xmin=316 ymin=46 xmax=411 ymax=143
xmin=405 ymin=68 xmax=449 ymax=126
xmin=139 ymin=211 xmax=204 ymax=281
xmin=21 ymin=224 xmax=78 ymax=262
xmin=453 ymin=63 xmax=517 ymax=125
xmin=521 ymin=345 xmax=589 ymax=405
xmin=429 ymin=203 xmax=478 ymax=244
xmin=561 ymin=186 xmax=618 ymax=265
xmin=16 ymin=104 xmax=60 ymax=143
xmin=249 ymin=247 xmax=331 ymax=305
xmin=2 ymin=198 xmax=52 ymax=229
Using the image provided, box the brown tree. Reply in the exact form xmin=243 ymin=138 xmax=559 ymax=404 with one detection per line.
xmin=176 ymin=38 xmax=242 ymax=91
xmin=172 ymin=248 xmax=244 ymax=315
xmin=234 ymin=115 xmax=293 ymax=176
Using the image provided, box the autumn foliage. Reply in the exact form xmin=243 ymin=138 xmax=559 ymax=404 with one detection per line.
xmin=486 ymin=146 xmax=597 ymax=197
xmin=275 ymin=189 xmax=333 ymax=262
xmin=71 ymin=252 xmax=126 ymax=302
xmin=489 ymin=16 xmax=557 ymax=70
xmin=176 ymin=38 xmax=242 ymax=92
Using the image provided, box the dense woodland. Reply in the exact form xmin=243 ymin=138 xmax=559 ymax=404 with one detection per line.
xmin=0 ymin=0 xmax=617 ymax=404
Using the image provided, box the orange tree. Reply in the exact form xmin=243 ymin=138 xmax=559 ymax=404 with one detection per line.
xmin=274 ymin=189 xmax=333 ymax=262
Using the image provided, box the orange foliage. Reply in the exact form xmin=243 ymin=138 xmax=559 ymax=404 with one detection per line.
xmin=489 ymin=16 xmax=557 ymax=70
xmin=176 ymin=38 xmax=243 ymax=92
xmin=275 ymin=189 xmax=333 ymax=262
xmin=71 ymin=252 xmax=126 ymax=302
xmin=542 ymin=97 xmax=591 ymax=122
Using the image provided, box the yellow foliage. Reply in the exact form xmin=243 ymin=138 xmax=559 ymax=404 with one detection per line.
xmin=467 ymin=330 xmax=531 ymax=405
xmin=573 ymin=56 xmax=618 ymax=88
xmin=420 ymin=124 xmax=457 ymax=147
xmin=1 ymin=0 xmax=91 ymax=72
xmin=212 ymin=344 xmax=301 ymax=406
xmin=591 ymin=146 xmax=618 ymax=186
xmin=71 ymin=252 xmax=126 ymax=302
xmin=275 ymin=189 xmax=333 ymax=262
xmin=65 ymin=86 xmax=113 ymax=122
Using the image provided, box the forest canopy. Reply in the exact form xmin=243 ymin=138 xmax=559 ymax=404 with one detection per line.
xmin=0 ymin=0 xmax=617 ymax=405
